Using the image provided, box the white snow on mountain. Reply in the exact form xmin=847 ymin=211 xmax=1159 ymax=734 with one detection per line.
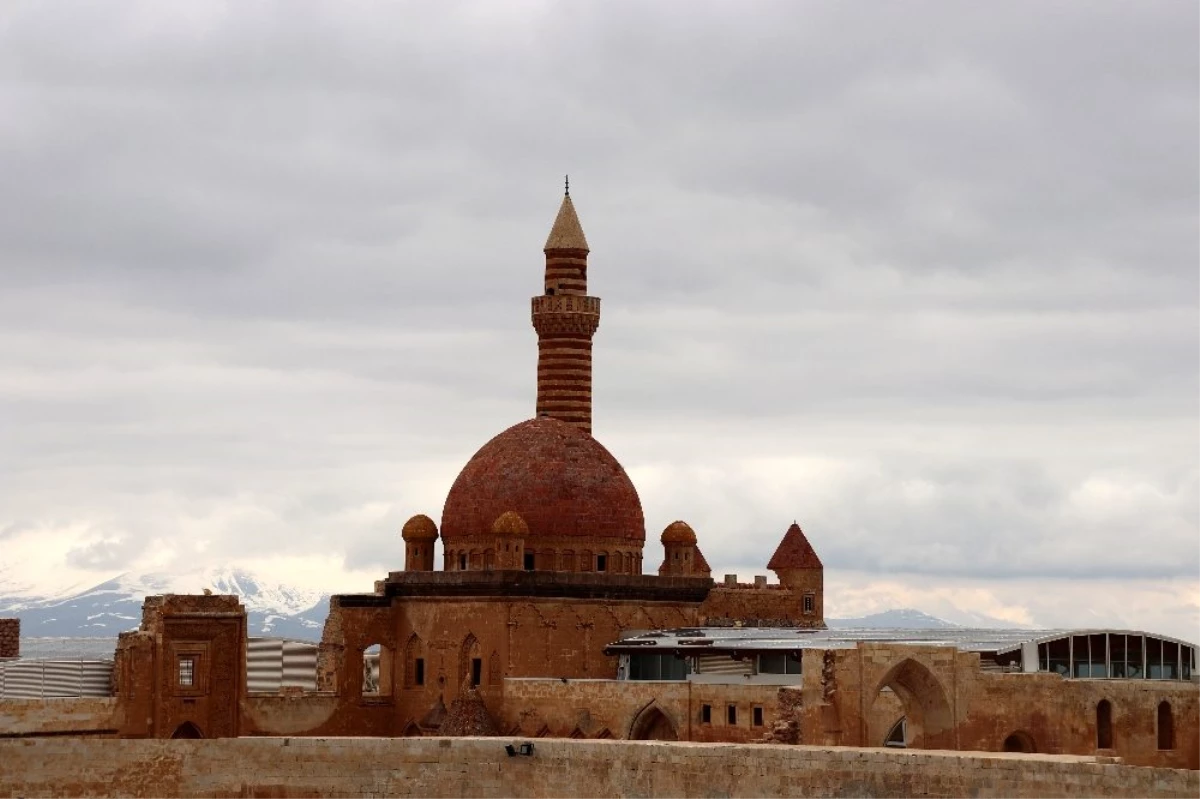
xmin=0 ymin=567 xmax=331 ymax=639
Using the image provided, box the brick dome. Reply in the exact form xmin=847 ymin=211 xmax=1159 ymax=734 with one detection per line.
xmin=441 ymin=417 xmax=645 ymax=549
xmin=661 ymin=521 xmax=697 ymax=545
xmin=402 ymin=514 xmax=438 ymax=541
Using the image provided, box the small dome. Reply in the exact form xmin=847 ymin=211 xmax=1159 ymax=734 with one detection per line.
xmin=402 ymin=514 xmax=439 ymax=541
xmin=661 ymin=520 xmax=697 ymax=545
xmin=491 ymin=511 xmax=529 ymax=537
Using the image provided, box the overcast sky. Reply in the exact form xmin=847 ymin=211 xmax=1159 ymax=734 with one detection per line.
xmin=1 ymin=1 xmax=1196 ymax=640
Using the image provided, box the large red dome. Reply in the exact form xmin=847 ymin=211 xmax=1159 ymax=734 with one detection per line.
xmin=440 ymin=417 xmax=645 ymax=547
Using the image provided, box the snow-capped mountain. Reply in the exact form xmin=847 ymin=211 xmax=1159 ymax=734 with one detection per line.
xmin=826 ymin=607 xmax=1030 ymax=630
xmin=826 ymin=609 xmax=962 ymax=629
xmin=0 ymin=568 xmax=330 ymax=640
xmin=1 ymin=566 xmax=1026 ymax=643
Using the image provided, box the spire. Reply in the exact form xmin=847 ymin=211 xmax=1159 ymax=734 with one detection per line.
xmin=767 ymin=522 xmax=823 ymax=571
xmin=544 ymin=194 xmax=589 ymax=252
xmin=532 ymin=186 xmax=600 ymax=434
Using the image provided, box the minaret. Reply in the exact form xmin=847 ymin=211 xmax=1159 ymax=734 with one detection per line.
xmin=531 ymin=178 xmax=601 ymax=434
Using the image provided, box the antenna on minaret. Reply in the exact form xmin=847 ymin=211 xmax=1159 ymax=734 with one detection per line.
xmin=565 ymin=174 xmax=570 ymax=197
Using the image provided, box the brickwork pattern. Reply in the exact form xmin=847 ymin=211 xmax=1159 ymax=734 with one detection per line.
xmin=439 ymin=417 xmax=646 ymax=560
xmin=1 ymin=737 xmax=1196 ymax=798
xmin=0 ymin=617 xmax=18 ymax=658
xmin=537 ymin=193 xmax=596 ymax=434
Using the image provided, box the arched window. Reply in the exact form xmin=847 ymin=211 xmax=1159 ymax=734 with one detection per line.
xmin=362 ymin=643 xmax=394 ymax=697
xmin=404 ymin=634 xmax=425 ymax=689
xmin=459 ymin=633 xmax=482 ymax=689
xmin=1096 ymin=699 xmax=1113 ymax=749
xmin=1157 ymin=701 xmax=1174 ymax=750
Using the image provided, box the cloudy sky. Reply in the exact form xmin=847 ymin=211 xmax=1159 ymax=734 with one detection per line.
xmin=1 ymin=1 xmax=1196 ymax=640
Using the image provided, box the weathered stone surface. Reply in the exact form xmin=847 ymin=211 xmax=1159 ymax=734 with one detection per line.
xmin=1 ymin=737 xmax=1196 ymax=799
xmin=0 ymin=618 xmax=18 ymax=658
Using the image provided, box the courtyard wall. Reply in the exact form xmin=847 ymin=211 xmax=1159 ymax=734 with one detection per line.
xmin=0 ymin=736 xmax=1195 ymax=798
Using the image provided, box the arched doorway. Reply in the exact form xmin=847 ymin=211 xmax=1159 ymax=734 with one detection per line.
xmin=629 ymin=703 xmax=678 ymax=741
xmin=1096 ymin=700 xmax=1113 ymax=749
xmin=867 ymin=658 xmax=953 ymax=750
xmin=171 ymin=721 xmax=203 ymax=739
xmin=1002 ymin=731 xmax=1036 ymax=753
xmin=1157 ymin=701 xmax=1174 ymax=750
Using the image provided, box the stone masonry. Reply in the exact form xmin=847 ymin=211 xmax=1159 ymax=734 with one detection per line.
xmin=0 ymin=617 xmax=18 ymax=658
xmin=0 ymin=737 xmax=1196 ymax=799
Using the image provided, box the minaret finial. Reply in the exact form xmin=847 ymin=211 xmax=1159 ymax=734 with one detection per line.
xmin=565 ymin=174 xmax=570 ymax=197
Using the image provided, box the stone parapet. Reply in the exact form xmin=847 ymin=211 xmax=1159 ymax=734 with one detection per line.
xmin=1 ymin=736 xmax=1196 ymax=798
xmin=374 ymin=569 xmax=713 ymax=602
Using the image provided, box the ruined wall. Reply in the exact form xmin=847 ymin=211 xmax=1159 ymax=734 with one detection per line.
xmin=499 ymin=678 xmax=787 ymax=742
xmin=301 ymin=592 xmax=701 ymax=739
xmin=820 ymin=643 xmax=1200 ymax=769
xmin=698 ymin=585 xmax=823 ymax=627
xmin=1 ymin=737 xmax=1196 ymax=799
xmin=0 ymin=698 xmax=120 ymax=737
xmin=0 ymin=618 xmax=18 ymax=658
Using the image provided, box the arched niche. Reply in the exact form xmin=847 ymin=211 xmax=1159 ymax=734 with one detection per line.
xmin=867 ymin=658 xmax=953 ymax=750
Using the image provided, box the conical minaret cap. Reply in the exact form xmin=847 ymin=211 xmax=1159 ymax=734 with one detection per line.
xmin=544 ymin=194 xmax=589 ymax=252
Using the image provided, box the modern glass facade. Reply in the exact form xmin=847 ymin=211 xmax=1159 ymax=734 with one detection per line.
xmin=1037 ymin=633 xmax=1194 ymax=681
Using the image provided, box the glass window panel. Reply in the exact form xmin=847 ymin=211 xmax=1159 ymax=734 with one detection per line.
xmin=1110 ymin=635 xmax=1128 ymax=678
xmin=759 ymin=653 xmax=787 ymax=674
xmin=1047 ymin=637 xmax=1070 ymax=676
xmin=1148 ymin=637 xmax=1166 ymax=679
xmin=1072 ymin=636 xmax=1090 ymax=677
xmin=1089 ymin=634 xmax=1108 ymax=678
xmin=786 ymin=654 xmax=802 ymax=674
xmin=1165 ymin=642 xmax=1179 ymax=680
xmin=1126 ymin=636 xmax=1144 ymax=679
xmin=1039 ymin=643 xmax=1049 ymax=672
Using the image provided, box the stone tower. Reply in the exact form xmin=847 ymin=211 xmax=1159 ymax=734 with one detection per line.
xmin=767 ymin=522 xmax=824 ymax=621
xmin=531 ymin=185 xmax=601 ymax=435
xmin=402 ymin=514 xmax=438 ymax=572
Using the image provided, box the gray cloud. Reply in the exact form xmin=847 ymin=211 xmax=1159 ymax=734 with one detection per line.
xmin=0 ymin=1 xmax=1195 ymax=635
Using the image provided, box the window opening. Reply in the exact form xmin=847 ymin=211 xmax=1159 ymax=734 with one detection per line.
xmin=727 ymin=705 xmax=737 ymax=725
xmin=701 ymin=704 xmax=711 ymax=724
xmin=178 ymin=656 xmax=195 ymax=687
xmin=471 ymin=658 xmax=482 ymax=687
xmin=524 ymin=552 xmax=535 ymax=571
xmin=1157 ymin=701 xmax=1174 ymax=750
xmin=885 ymin=717 xmax=907 ymax=748
xmin=803 ymin=594 xmax=815 ymax=614
xmin=415 ymin=658 xmax=425 ymax=686
xmin=627 ymin=653 xmax=690 ymax=681
xmin=1096 ymin=700 xmax=1113 ymax=749
xmin=458 ymin=554 xmax=467 ymax=571
xmin=597 ymin=554 xmax=607 ymax=572
xmin=757 ymin=653 xmax=802 ymax=674
xmin=753 ymin=707 xmax=764 ymax=727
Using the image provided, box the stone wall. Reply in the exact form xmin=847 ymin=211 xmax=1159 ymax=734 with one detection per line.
xmin=500 ymin=677 xmax=787 ymax=743
xmin=0 ymin=736 xmax=1195 ymax=798
xmin=0 ymin=697 xmax=120 ymax=737
xmin=822 ymin=643 xmax=1200 ymax=769
xmin=0 ymin=618 xmax=18 ymax=658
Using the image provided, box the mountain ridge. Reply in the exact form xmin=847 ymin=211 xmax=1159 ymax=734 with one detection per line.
xmin=1 ymin=569 xmax=1027 ymax=641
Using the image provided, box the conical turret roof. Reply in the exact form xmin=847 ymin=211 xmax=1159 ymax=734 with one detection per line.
xmin=767 ymin=522 xmax=823 ymax=570
xmin=544 ymin=194 xmax=589 ymax=251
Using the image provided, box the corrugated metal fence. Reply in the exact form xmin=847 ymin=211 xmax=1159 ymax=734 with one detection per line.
xmin=0 ymin=659 xmax=113 ymax=698
xmin=0 ymin=637 xmax=319 ymax=698
xmin=246 ymin=638 xmax=318 ymax=692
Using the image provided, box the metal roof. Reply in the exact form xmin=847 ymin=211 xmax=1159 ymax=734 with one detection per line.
xmin=604 ymin=627 xmax=1199 ymax=657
